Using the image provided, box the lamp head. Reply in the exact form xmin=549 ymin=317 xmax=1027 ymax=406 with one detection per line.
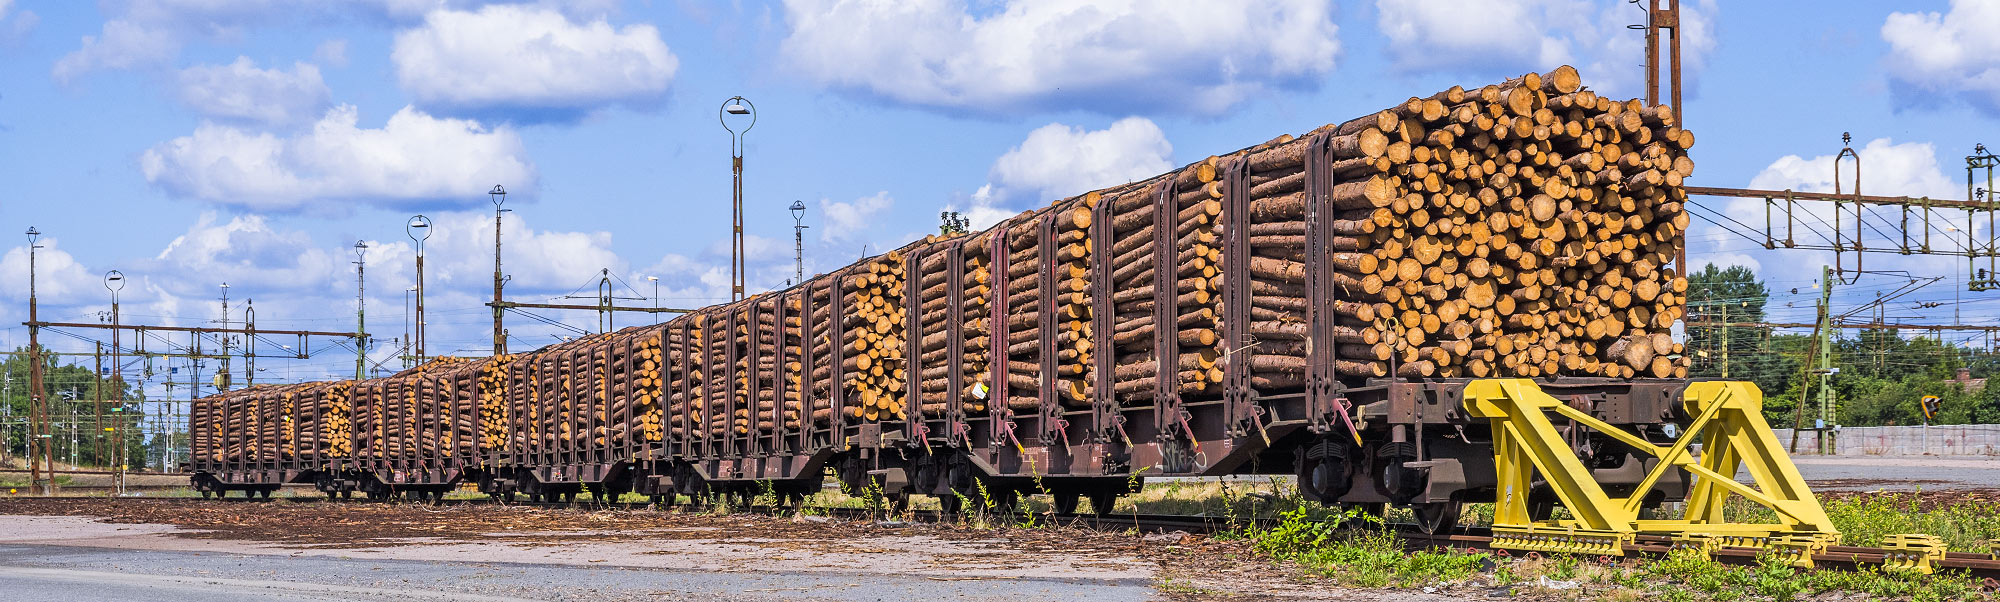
xmin=407 ymin=214 xmax=432 ymax=242
xmin=353 ymin=239 xmax=368 ymax=260
xmin=490 ymin=184 xmax=507 ymax=207
xmin=105 ymin=270 xmax=125 ymax=292
xmin=719 ymin=96 xmax=756 ymax=134
xmin=24 ymin=226 xmax=39 ymax=244
xmin=790 ymin=199 xmax=806 ymax=221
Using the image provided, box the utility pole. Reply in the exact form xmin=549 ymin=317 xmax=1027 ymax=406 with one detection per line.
xmin=1816 ymin=266 xmax=1836 ymax=455
xmin=354 ymin=241 xmax=368 ymax=380
xmin=218 ymin=283 xmax=231 ymax=391
xmin=105 ymin=270 xmax=122 ymax=482
xmin=492 ymin=185 xmax=509 ymax=356
xmin=1719 ymin=301 xmax=1729 ymax=379
xmin=93 ymin=341 xmax=104 ymax=466
xmin=25 ymin=226 xmax=50 ymax=495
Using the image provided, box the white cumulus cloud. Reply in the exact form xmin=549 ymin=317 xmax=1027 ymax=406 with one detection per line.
xmin=175 ymin=57 xmax=331 ymax=127
xmin=987 ymin=117 xmax=1172 ymax=203
xmin=392 ymin=4 xmax=678 ymax=119
xmin=821 ymin=191 xmax=895 ymax=244
xmin=1747 ymin=138 xmax=1960 ymax=200
xmin=1374 ymin=0 xmax=1716 ymax=100
xmin=1883 ymin=0 xmax=2000 ymax=115
xmin=778 ymin=0 xmax=1339 ymax=115
xmin=957 ymin=117 xmax=1172 ymax=229
xmin=140 ymin=104 xmax=537 ymax=211
xmin=1708 ymin=138 xmax=1973 ymax=283
xmin=0 ymin=237 xmax=97 ymax=302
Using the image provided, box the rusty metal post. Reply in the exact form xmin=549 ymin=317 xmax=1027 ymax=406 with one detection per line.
xmin=721 ymin=97 xmax=756 ymax=302
xmin=492 ymin=185 xmax=509 ymax=356
xmin=25 ymin=226 xmax=50 ymax=495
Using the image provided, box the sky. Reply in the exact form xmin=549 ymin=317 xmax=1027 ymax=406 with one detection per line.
xmin=5 ymin=0 xmax=2000 ymax=406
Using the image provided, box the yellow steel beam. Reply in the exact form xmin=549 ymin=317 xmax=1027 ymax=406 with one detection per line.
xmin=1462 ymin=379 xmax=1839 ymax=553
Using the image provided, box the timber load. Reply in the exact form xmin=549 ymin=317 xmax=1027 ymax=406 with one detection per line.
xmin=185 ymin=65 xmax=1693 ymax=481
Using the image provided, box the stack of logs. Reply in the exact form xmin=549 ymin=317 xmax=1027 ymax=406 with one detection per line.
xmin=805 ymin=286 xmax=835 ymax=425
xmin=1099 ymin=177 xmax=1227 ymax=401
xmin=477 ymin=354 xmax=516 ymax=452
xmin=321 ymin=381 xmax=355 ymax=457
xmin=665 ymin=315 xmax=706 ymax=441
xmin=841 ymin=251 xmax=910 ymax=421
xmin=914 ymin=232 xmax=993 ymax=417
xmin=1243 ymin=65 xmax=1688 ymax=383
xmin=632 ymin=329 xmax=666 ymax=443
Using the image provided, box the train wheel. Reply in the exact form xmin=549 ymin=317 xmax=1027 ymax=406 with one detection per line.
xmin=199 ymin=490 xmax=212 ymax=500
xmin=1412 ymin=502 xmax=1463 ymax=534
xmin=562 ymin=492 xmax=577 ymax=504
xmin=939 ymin=494 xmax=963 ymax=518
xmin=1051 ymin=491 xmax=1080 ymax=515
xmin=1087 ymin=491 xmax=1118 ymax=516
xmin=990 ymin=489 xmax=1019 ymax=515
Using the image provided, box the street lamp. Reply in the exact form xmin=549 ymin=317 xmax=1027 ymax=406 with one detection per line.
xmin=104 ymin=270 xmax=124 ymax=486
xmin=407 ymin=215 xmax=431 ymax=365
xmin=647 ymin=276 xmax=660 ymax=313
xmin=721 ymin=95 xmax=756 ymax=301
xmin=491 ymin=185 xmax=509 ymax=356
xmin=790 ymin=200 xmax=808 ymax=285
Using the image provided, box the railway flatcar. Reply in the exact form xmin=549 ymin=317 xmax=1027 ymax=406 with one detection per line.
xmin=192 ymin=66 xmax=1723 ymax=535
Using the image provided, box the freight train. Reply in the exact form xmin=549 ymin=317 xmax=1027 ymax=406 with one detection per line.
xmin=191 ymin=67 xmax=1704 ymax=533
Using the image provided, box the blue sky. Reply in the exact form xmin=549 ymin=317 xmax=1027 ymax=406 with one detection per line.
xmin=5 ymin=0 xmax=2000 ymax=400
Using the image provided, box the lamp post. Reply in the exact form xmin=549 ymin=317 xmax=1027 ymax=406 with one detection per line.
xmin=491 ymin=185 xmax=509 ymax=356
xmin=403 ymin=286 xmax=416 ymax=369
xmin=353 ymin=241 xmax=368 ymax=380
xmin=647 ymin=276 xmax=660 ymax=318
xmin=790 ymin=200 xmax=808 ymax=284
xmin=105 ymin=270 xmax=124 ymax=484
xmin=721 ymin=96 xmax=756 ymax=301
xmin=407 ymin=215 xmax=431 ymax=365
xmin=25 ymin=226 xmax=50 ymax=494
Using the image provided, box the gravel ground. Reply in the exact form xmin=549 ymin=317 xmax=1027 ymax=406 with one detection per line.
xmin=0 ymin=499 xmax=1461 ymax=602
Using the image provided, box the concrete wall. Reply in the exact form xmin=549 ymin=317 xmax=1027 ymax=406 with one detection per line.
xmin=1770 ymin=424 xmax=2000 ymax=456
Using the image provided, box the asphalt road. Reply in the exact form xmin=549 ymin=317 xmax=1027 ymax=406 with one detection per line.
xmin=0 ymin=543 xmax=1155 ymax=602
xmin=1789 ymin=455 xmax=2000 ymax=490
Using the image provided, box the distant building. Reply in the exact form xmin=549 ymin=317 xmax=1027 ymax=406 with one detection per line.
xmin=1950 ymin=367 xmax=1986 ymax=393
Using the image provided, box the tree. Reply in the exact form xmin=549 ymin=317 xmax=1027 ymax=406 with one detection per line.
xmin=1684 ymin=264 xmax=1797 ymax=399
xmin=1 ymin=346 xmax=148 ymax=468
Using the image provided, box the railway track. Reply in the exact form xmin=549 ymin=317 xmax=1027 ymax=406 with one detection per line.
xmin=20 ymin=494 xmax=1996 ymax=579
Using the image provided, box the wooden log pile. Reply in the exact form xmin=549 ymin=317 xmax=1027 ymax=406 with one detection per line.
xmin=665 ymin=315 xmax=706 ymax=441
xmin=1224 ymin=66 xmax=1691 ymax=384
xmin=959 ymin=233 xmax=994 ymax=413
xmin=841 ymin=251 xmax=909 ymax=421
xmin=805 ymin=285 xmax=836 ymax=425
xmin=633 ymin=328 xmax=666 ymax=442
xmin=321 ymin=381 xmax=354 ymax=457
xmin=477 ymin=354 xmax=517 ymax=452
xmin=915 ymin=233 xmax=986 ymax=417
